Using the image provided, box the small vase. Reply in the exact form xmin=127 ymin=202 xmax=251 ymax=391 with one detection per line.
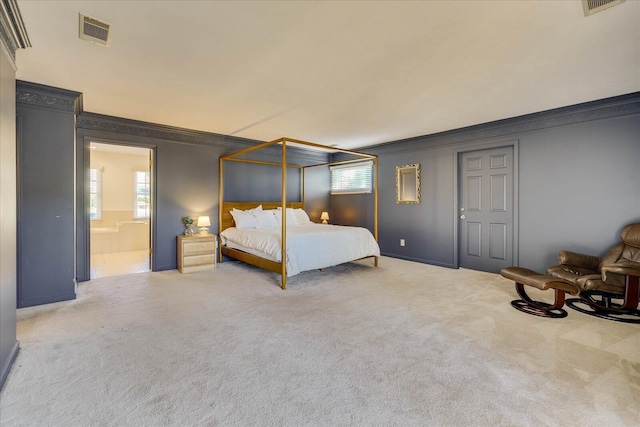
xmin=184 ymin=225 xmax=195 ymax=235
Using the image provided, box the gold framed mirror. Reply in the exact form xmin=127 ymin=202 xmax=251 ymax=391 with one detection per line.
xmin=396 ymin=163 xmax=420 ymax=204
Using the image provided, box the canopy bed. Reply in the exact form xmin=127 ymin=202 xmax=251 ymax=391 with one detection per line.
xmin=218 ymin=137 xmax=379 ymax=289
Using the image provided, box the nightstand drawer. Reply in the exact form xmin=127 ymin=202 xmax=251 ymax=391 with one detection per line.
xmin=183 ymin=254 xmax=216 ymax=267
xmin=177 ymin=234 xmax=217 ymax=273
xmin=183 ymin=240 xmax=216 ymax=255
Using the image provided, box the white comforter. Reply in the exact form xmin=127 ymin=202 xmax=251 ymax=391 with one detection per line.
xmin=220 ymin=224 xmax=380 ymax=276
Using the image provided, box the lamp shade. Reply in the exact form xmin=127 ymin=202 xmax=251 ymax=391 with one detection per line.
xmin=197 ymin=216 xmax=211 ymax=227
xmin=320 ymin=212 xmax=329 ymax=224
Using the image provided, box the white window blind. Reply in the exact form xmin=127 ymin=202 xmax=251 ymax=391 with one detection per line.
xmin=89 ymin=168 xmax=102 ymax=220
xmin=330 ymin=161 xmax=373 ymax=195
xmin=134 ymin=171 xmax=151 ymax=218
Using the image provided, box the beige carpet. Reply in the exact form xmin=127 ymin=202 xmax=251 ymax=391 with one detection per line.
xmin=1 ymin=257 xmax=638 ymax=426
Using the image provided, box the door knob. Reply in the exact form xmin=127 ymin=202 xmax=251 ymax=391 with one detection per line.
xmin=460 ymin=214 xmax=466 ymax=219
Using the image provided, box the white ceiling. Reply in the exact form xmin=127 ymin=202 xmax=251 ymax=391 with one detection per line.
xmin=15 ymin=0 xmax=640 ymax=149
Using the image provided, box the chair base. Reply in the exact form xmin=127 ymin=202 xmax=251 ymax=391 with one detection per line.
xmin=511 ymin=283 xmax=569 ymax=318
xmin=501 ymin=267 xmax=577 ymax=319
xmin=511 ymin=298 xmax=568 ymax=318
xmin=566 ymin=275 xmax=640 ymax=323
xmin=566 ymin=293 xmax=640 ymax=324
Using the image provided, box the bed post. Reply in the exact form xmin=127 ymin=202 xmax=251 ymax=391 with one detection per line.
xmin=301 ymin=167 xmax=305 ymax=210
xmin=218 ymin=156 xmax=224 ymax=263
xmin=374 ymin=156 xmax=379 ymax=267
xmin=281 ymin=138 xmax=287 ymax=290
xmin=219 ymin=137 xmax=378 ymax=287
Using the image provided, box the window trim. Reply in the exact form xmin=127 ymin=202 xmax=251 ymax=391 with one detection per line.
xmin=330 ymin=160 xmax=373 ymax=195
xmin=89 ymin=167 xmax=102 ymax=220
xmin=133 ymin=170 xmax=151 ymax=219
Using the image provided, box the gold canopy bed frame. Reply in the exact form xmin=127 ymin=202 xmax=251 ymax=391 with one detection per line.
xmin=218 ymin=137 xmax=379 ymax=290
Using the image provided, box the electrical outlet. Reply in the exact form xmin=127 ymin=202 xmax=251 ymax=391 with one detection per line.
xmin=400 ymin=239 xmax=405 ymax=247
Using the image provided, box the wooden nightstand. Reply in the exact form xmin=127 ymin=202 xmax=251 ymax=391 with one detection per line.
xmin=177 ymin=234 xmax=217 ymax=273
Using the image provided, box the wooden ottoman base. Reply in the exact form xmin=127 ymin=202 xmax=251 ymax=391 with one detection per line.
xmin=501 ymin=267 xmax=580 ymax=319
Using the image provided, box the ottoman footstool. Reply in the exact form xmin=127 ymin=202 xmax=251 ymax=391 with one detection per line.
xmin=501 ymin=267 xmax=580 ymax=318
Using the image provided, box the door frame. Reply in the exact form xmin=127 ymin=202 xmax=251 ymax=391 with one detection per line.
xmin=76 ymin=135 xmax=157 ymax=281
xmin=452 ymin=139 xmax=519 ymax=269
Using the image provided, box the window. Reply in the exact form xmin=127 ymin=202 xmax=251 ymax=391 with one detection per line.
xmin=89 ymin=168 xmax=102 ymax=220
xmin=134 ymin=171 xmax=151 ymax=218
xmin=330 ymin=161 xmax=373 ymax=195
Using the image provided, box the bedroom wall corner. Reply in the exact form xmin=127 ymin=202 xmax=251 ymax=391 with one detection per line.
xmin=303 ymin=165 xmax=330 ymax=223
xmin=0 ymin=0 xmax=29 ymax=391
xmin=0 ymin=31 xmax=19 ymax=392
xmin=16 ymin=82 xmax=81 ymax=307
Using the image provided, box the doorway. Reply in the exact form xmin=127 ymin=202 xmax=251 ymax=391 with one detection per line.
xmin=457 ymin=145 xmax=517 ymax=273
xmin=89 ymin=142 xmax=152 ymax=278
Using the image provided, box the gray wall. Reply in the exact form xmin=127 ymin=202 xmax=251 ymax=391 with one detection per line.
xmin=0 ymin=0 xmax=31 ymax=390
xmin=221 ymin=152 xmax=330 ymax=223
xmin=335 ymin=93 xmax=640 ymax=273
xmin=517 ymin=117 xmax=639 ymax=270
xmin=153 ymin=141 xmax=221 ymax=271
xmin=223 ymin=162 xmax=303 ymax=202
xmin=302 ymin=165 xmax=331 ymax=223
xmin=17 ymin=93 xmax=79 ymax=307
xmin=0 ymin=0 xmax=29 ymax=391
xmin=0 ymin=33 xmax=18 ymax=390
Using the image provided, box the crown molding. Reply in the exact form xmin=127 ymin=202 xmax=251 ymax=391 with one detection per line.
xmin=77 ymin=112 xmax=329 ymax=164
xmin=78 ymin=111 xmax=235 ymax=147
xmin=364 ymin=92 xmax=640 ymax=155
xmin=0 ymin=0 xmax=30 ymax=69
xmin=16 ymin=80 xmax=83 ymax=114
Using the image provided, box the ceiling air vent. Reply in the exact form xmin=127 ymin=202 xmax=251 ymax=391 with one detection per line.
xmin=582 ymin=0 xmax=625 ymax=16
xmin=79 ymin=14 xmax=111 ymax=47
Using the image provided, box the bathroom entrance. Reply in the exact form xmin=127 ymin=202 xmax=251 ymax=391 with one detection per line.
xmin=89 ymin=142 xmax=153 ymax=278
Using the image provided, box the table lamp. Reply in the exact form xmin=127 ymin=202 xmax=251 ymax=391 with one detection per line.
xmin=320 ymin=212 xmax=329 ymax=224
xmin=197 ymin=216 xmax=211 ymax=234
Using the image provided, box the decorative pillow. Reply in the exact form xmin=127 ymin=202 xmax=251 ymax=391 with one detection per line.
xmin=273 ymin=208 xmax=299 ymax=226
xmin=248 ymin=205 xmax=263 ymax=214
xmin=230 ymin=208 xmax=257 ymax=229
xmin=292 ymin=208 xmax=312 ymax=225
xmin=254 ymin=209 xmax=278 ymax=228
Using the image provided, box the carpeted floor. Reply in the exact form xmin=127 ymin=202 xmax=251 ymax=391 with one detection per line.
xmin=1 ymin=257 xmax=638 ymax=426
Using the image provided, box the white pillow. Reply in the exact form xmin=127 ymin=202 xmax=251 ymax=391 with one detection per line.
xmin=248 ymin=205 xmax=262 ymax=214
xmin=230 ymin=208 xmax=257 ymax=229
xmin=254 ymin=209 xmax=278 ymax=228
xmin=273 ymin=208 xmax=299 ymax=226
xmin=292 ymin=208 xmax=312 ymax=225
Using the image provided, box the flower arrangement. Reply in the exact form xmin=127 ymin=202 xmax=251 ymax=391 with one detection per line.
xmin=182 ymin=216 xmax=195 ymax=235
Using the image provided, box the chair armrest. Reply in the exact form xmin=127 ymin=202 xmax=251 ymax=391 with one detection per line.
xmin=575 ymin=274 xmax=605 ymax=289
xmin=557 ymin=251 xmax=601 ymax=272
xmin=601 ymin=260 xmax=640 ymax=280
xmin=548 ymin=264 xmax=598 ymax=278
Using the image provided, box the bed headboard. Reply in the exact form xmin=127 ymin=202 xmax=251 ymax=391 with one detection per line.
xmin=220 ymin=201 xmax=304 ymax=232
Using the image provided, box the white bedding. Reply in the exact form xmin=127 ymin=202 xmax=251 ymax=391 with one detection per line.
xmin=220 ymin=224 xmax=380 ymax=276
